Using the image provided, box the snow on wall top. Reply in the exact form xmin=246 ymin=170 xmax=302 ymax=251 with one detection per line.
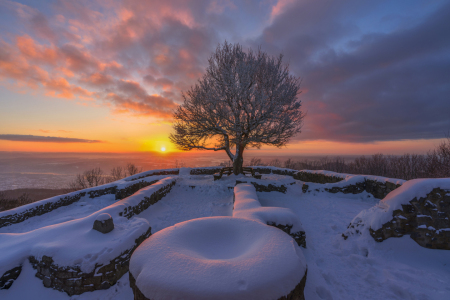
xmin=233 ymin=184 xmax=304 ymax=233
xmin=0 ymin=173 xmax=173 ymax=218
xmin=349 ymin=178 xmax=450 ymax=231
xmin=130 ymin=216 xmax=306 ymax=300
xmin=299 ymin=169 xmax=406 ymax=186
xmin=0 ymin=177 xmax=176 ymax=275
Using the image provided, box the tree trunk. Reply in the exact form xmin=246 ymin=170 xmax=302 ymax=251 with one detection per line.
xmin=233 ymin=145 xmax=244 ymax=175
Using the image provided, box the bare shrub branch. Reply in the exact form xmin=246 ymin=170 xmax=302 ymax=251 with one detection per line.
xmin=126 ymin=163 xmax=142 ymax=176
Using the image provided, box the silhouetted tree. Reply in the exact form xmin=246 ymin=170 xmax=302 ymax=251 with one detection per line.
xmin=170 ymin=42 xmax=304 ymax=174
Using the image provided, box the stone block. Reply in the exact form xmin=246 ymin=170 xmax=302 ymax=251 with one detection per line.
xmin=93 ymin=213 xmax=114 ymax=234
xmin=43 ymin=276 xmax=52 ymax=287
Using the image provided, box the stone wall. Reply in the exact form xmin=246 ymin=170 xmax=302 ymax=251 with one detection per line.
xmin=235 ymin=180 xmax=295 ymax=194
xmin=29 ymin=227 xmax=152 ymax=296
xmin=302 ymin=177 xmax=402 ymax=199
xmin=115 ymin=180 xmax=158 ymax=200
xmin=0 ymin=266 xmax=22 ymax=290
xmin=0 ymin=179 xmax=163 ymax=229
xmin=267 ymin=222 xmax=306 ymax=248
xmin=190 ymin=167 xmax=223 ymax=175
xmin=0 ymin=178 xmax=177 ymax=293
xmin=364 ymin=180 xmax=402 ymax=199
xmin=369 ymin=187 xmax=450 ymax=249
xmin=294 ymin=171 xmax=344 ymax=183
xmin=130 ymin=170 xmax=179 ymax=181
xmin=189 ymin=167 xmax=298 ymax=177
xmin=129 ymin=270 xmax=307 ymax=300
xmin=119 ymin=180 xmax=176 ymax=219
xmin=0 ymin=192 xmax=87 ymax=228
xmin=249 ymin=167 xmax=297 ymax=177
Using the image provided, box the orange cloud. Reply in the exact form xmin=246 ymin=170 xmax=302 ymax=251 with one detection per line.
xmin=0 ymin=0 xmax=229 ymax=121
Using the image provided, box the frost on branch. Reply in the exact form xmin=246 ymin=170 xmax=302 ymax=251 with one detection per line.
xmin=170 ymin=42 xmax=304 ymax=175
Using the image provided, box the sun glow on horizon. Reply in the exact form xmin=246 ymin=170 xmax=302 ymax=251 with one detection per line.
xmin=161 ymin=146 xmax=166 ymax=152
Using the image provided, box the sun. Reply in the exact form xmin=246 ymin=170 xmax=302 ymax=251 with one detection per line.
xmin=161 ymin=146 xmax=166 ymax=152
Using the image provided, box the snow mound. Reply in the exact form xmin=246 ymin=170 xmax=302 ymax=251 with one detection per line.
xmin=130 ymin=217 xmax=306 ymax=300
xmin=346 ymin=178 xmax=450 ymax=232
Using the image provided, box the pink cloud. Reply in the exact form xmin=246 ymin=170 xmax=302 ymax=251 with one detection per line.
xmin=0 ymin=0 xmax=230 ymax=119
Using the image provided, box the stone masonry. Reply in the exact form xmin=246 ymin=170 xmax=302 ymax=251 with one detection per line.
xmin=0 ymin=192 xmax=87 ymax=228
xmin=267 ymin=222 xmax=306 ymax=248
xmin=235 ymin=180 xmax=294 ymax=194
xmin=130 ymin=170 xmax=179 ymax=181
xmin=294 ymin=171 xmax=344 ymax=183
xmin=115 ymin=180 xmax=158 ymax=200
xmin=0 ymin=266 xmax=22 ymax=290
xmin=0 ymin=179 xmax=161 ymax=229
xmin=129 ymin=270 xmax=307 ymax=300
xmin=22 ymin=179 xmax=176 ymax=294
xmin=29 ymin=227 xmax=152 ymax=296
xmin=298 ymin=171 xmax=402 ymax=200
xmin=369 ymin=188 xmax=450 ymax=249
xmin=119 ymin=180 xmax=176 ymax=219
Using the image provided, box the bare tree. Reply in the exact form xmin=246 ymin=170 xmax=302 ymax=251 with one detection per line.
xmin=269 ymin=158 xmax=282 ymax=168
xmin=67 ymin=167 xmax=105 ymax=192
xmin=247 ymin=157 xmax=264 ymax=166
xmin=170 ymin=42 xmax=304 ymax=174
xmin=126 ymin=163 xmax=142 ymax=176
xmin=110 ymin=166 xmax=124 ymax=181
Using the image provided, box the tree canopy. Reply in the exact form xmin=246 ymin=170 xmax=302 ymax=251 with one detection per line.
xmin=170 ymin=42 xmax=304 ymax=174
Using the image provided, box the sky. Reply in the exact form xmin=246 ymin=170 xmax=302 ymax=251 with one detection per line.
xmin=0 ymin=0 xmax=449 ymax=156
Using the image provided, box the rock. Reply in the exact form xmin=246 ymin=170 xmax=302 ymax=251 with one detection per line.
xmin=294 ymin=171 xmax=343 ymax=183
xmin=93 ymin=213 xmax=114 ymax=234
xmin=370 ymin=187 xmax=450 ymax=249
xmin=43 ymin=276 xmax=52 ymax=287
xmin=0 ymin=266 xmax=22 ymax=290
xmin=100 ymin=281 xmax=110 ymax=290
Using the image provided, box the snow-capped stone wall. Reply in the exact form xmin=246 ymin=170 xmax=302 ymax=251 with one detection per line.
xmin=189 ymin=166 xmax=298 ymax=177
xmin=190 ymin=167 xmax=223 ymax=175
xmin=294 ymin=170 xmax=345 ymax=183
xmin=233 ymin=184 xmax=306 ymax=247
xmin=0 ymin=266 xmax=21 ymax=290
xmin=0 ymin=177 xmax=177 ymax=294
xmin=235 ymin=180 xmax=295 ymax=194
xmin=127 ymin=169 xmax=179 ymax=181
xmin=344 ymin=179 xmax=450 ymax=249
xmin=29 ymin=227 xmax=151 ymax=295
xmin=0 ymin=173 xmax=171 ymax=228
xmin=298 ymin=170 xmax=405 ymax=199
xmin=0 ymin=192 xmax=86 ymax=228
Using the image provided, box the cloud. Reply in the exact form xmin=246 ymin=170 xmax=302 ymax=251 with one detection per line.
xmin=252 ymin=0 xmax=450 ymax=143
xmin=0 ymin=0 xmax=228 ymax=119
xmin=0 ymin=134 xmax=103 ymax=143
xmin=1 ymin=0 xmax=449 ymax=142
xmin=37 ymin=129 xmax=73 ymax=133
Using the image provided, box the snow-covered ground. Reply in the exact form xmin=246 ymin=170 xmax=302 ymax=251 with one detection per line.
xmin=259 ymin=186 xmax=450 ymax=300
xmin=1 ymin=172 xmax=450 ymax=300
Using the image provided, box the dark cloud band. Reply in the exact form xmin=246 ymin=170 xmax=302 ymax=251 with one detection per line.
xmin=0 ymin=134 xmax=103 ymax=143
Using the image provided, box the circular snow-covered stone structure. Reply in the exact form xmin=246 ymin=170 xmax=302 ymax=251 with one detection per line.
xmin=129 ymin=216 xmax=307 ymax=300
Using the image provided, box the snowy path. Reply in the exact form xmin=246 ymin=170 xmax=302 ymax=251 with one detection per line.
xmin=138 ymin=176 xmax=234 ymax=233
xmin=258 ymin=184 xmax=450 ymax=300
